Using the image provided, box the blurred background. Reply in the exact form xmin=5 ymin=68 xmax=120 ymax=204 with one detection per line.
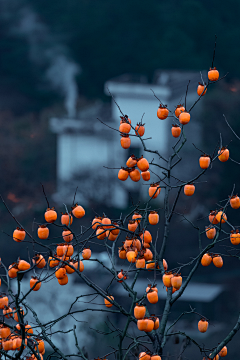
xmin=1 ymin=0 xmax=240 ymax=358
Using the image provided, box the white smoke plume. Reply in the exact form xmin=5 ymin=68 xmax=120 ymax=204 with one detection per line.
xmin=1 ymin=1 xmax=80 ymax=117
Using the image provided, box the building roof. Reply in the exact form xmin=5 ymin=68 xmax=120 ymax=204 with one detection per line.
xmin=50 ymin=101 xmax=114 ymax=135
xmin=105 ymin=69 xmax=207 ymax=102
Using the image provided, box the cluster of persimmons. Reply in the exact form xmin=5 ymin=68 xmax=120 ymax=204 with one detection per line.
xmin=4 ymin=204 xmax=86 ymax=357
xmin=113 ymin=66 xmax=232 ymax=360
xmin=1 ymin=65 xmax=236 ymax=360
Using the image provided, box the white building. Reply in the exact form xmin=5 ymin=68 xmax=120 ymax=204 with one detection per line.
xmin=50 ymin=70 xmax=206 ymax=208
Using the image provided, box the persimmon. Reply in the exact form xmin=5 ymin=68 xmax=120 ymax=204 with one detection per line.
xmin=145 ymin=318 xmax=154 ymax=332
xmin=140 ymin=230 xmax=152 ymax=243
xmin=147 ymin=290 xmax=158 ymax=304
xmin=37 ymin=339 xmax=45 ymax=354
xmin=144 ymin=248 xmax=153 ymax=261
xmin=135 ymin=123 xmax=145 ymax=136
xmin=13 ymin=227 xmax=26 ymax=242
xmin=141 ymin=171 xmax=151 ymax=181
xmin=198 ymin=319 xmax=208 ymax=333
xmin=108 ymin=232 xmax=118 ymax=241
xmin=45 ymin=207 xmax=57 ymax=223
xmin=213 ymin=255 xmax=223 ymax=268
xmin=96 ymin=227 xmax=107 ymax=240
xmin=171 ymin=125 xmax=181 ymax=138
xmin=208 ymin=355 xmax=219 ymax=360
xmin=171 ymin=274 xmax=182 ymax=290
xmin=163 ymin=259 xmax=168 ymax=271
xmin=128 ymin=220 xmax=138 ymax=232
xmin=208 ymin=67 xmax=219 ymax=81
xmin=197 ymin=83 xmax=207 ymax=96
xmin=110 ymin=222 xmax=120 ymax=235
xmin=32 ymin=254 xmax=46 ymax=269
xmin=134 ymin=304 xmax=146 ymax=319
xmin=137 ymin=157 xmax=149 ymax=172
xmin=120 ymin=134 xmax=131 ymax=149
xmin=206 ymin=226 xmax=216 ymax=239
xmin=184 ymin=184 xmax=195 ymax=196
xmin=151 ymin=356 xmax=161 ymax=360
xmin=218 ymin=147 xmax=229 ymax=162
xmin=119 ymin=121 xmax=131 ymax=134
xmin=209 ymin=210 xmax=219 ymax=224
xmin=48 ymin=255 xmax=59 ymax=268
xmin=139 ymin=352 xmax=151 ymax=360
xmin=0 ymin=296 xmax=8 ymax=310
xmin=25 ymin=324 xmax=33 ymax=335
xmin=104 ymin=296 xmax=114 ymax=308
xmin=0 ymin=326 xmax=11 ymax=338
xmin=13 ymin=307 xmax=24 ymax=322
xmin=58 ymin=275 xmax=68 ymax=285
xmin=8 ymin=263 xmax=19 ymax=278
xmin=64 ymin=261 xmax=75 ymax=274
xmin=82 ymin=248 xmax=91 ymax=260
xmin=56 ymin=244 xmax=65 ymax=257
xmin=55 ymin=267 xmax=67 ymax=279
xmin=118 ymin=168 xmax=129 ymax=181
xmin=126 ymin=250 xmax=136 ymax=263
xmin=175 ymin=105 xmax=185 ymax=118
xmin=62 ymin=229 xmax=73 ymax=243
xmin=72 ymin=204 xmax=85 ymax=218
xmin=3 ymin=306 xmax=13 ymax=319
xmin=146 ymin=261 xmax=159 ymax=270
xmin=30 ymin=277 xmax=41 ymax=291
xmin=38 ymin=225 xmax=49 ymax=240
xmin=61 ymin=213 xmax=73 ymax=226
xmin=126 ymin=155 xmax=137 ymax=168
xmin=219 ymin=346 xmax=227 ymax=357
xmin=148 ymin=211 xmax=159 ymax=225
xmin=162 ymin=272 xmax=173 ymax=287
xmin=73 ymin=260 xmax=84 ymax=272
xmin=117 ymin=270 xmax=127 ymax=282
xmin=201 ymin=253 xmax=212 ymax=266
xmin=2 ymin=339 xmax=13 ymax=351
xmin=101 ymin=216 xmax=111 ymax=229
xmin=59 ymin=254 xmax=70 ymax=262
xmin=199 ymin=155 xmax=211 ymax=169
xmin=137 ymin=318 xmax=148 ymax=331
xmin=215 ymin=211 xmax=227 ymax=223
xmin=131 ymin=215 xmax=141 ymax=227
xmin=18 ymin=259 xmax=31 ymax=271
xmin=91 ymin=217 xmax=101 ymax=230
xmin=157 ymin=104 xmax=169 ymax=120
xmin=129 ymin=168 xmax=141 ymax=182
xmin=143 ymin=242 xmax=150 ymax=248
xmin=152 ymin=316 xmax=160 ymax=330
xmin=230 ymin=230 xmax=240 ymax=245
xmin=136 ymin=257 xmax=146 ymax=268
xmin=179 ymin=111 xmax=190 ymax=125
xmin=124 ymin=239 xmax=138 ymax=252
xmin=12 ymin=337 xmax=22 ymax=350
xmin=63 ymin=244 xmax=74 ymax=257
xmin=149 ymin=184 xmax=160 ymax=199
xmin=118 ymin=247 xmax=127 ymax=259
xmin=230 ymin=195 xmax=240 ymax=209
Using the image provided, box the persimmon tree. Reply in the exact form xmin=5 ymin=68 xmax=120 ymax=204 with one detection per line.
xmin=0 ymin=39 xmax=239 ymax=360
